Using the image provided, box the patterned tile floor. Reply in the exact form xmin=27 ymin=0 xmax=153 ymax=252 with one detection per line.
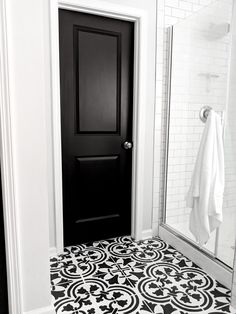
xmin=50 ymin=236 xmax=236 ymax=314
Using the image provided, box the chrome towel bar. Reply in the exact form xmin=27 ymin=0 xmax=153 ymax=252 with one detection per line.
xmin=199 ymin=105 xmax=212 ymax=123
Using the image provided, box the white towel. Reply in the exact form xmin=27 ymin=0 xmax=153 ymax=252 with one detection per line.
xmin=186 ymin=110 xmax=224 ymax=245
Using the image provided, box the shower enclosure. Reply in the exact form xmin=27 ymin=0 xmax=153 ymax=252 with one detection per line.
xmin=160 ymin=0 xmax=236 ymax=287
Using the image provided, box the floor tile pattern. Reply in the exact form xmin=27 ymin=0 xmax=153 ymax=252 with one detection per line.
xmin=50 ymin=236 xmax=236 ymax=313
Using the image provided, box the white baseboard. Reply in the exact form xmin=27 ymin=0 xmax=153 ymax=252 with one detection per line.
xmin=49 ymin=247 xmax=57 ymax=257
xmin=152 ymin=221 xmax=159 ymax=237
xmin=141 ymin=229 xmax=153 ymax=240
xmin=24 ymin=304 xmax=55 ymax=314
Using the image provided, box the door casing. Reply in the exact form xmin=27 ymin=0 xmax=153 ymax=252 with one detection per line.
xmin=50 ymin=0 xmax=155 ymax=254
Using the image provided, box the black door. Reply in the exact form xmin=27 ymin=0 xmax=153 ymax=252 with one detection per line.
xmin=59 ymin=10 xmax=134 ymax=245
xmin=0 ymin=170 xmax=9 ymax=313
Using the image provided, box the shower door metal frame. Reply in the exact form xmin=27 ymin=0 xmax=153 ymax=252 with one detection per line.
xmin=160 ymin=26 xmax=233 ymax=288
xmin=162 ymin=26 xmax=172 ymax=225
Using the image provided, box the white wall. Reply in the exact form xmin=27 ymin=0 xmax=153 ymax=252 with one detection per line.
xmin=6 ymin=0 xmax=53 ymax=312
xmin=48 ymin=0 xmax=157 ymax=249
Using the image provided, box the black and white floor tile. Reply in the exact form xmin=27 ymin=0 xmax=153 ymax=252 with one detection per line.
xmin=50 ymin=236 xmax=236 ymax=314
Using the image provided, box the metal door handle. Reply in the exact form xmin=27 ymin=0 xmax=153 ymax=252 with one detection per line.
xmin=123 ymin=141 xmax=133 ymax=150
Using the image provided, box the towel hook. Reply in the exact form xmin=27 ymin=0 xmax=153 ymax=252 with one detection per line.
xmin=199 ymin=105 xmax=212 ymax=123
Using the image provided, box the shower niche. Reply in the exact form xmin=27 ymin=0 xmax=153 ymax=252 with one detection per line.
xmin=160 ymin=0 xmax=236 ymax=287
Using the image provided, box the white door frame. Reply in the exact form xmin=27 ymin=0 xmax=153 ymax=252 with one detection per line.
xmin=0 ymin=0 xmax=22 ymax=313
xmin=0 ymin=0 xmax=155 ymax=312
xmin=50 ymin=0 xmax=152 ymax=253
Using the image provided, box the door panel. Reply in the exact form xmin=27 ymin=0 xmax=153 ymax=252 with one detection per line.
xmin=75 ymin=156 xmax=120 ymax=220
xmin=75 ymin=26 xmax=121 ymax=134
xmin=59 ymin=10 xmax=134 ymax=245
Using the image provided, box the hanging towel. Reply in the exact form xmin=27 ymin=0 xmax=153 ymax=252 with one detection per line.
xmin=186 ymin=110 xmax=224 ymax=245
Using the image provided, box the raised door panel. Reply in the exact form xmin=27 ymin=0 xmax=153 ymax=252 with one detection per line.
xmin=74 ymin=155 xmax=120 ymax=222
xmin=74 ymin=26 xmax=121 ymax=134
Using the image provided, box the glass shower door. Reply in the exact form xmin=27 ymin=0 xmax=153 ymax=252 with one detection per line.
xmin=163 ymin=0 xmax=235 ymax=268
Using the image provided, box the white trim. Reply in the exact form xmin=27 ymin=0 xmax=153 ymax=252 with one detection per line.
xmin=159 ymin=225 xmax=232 ymax=289
xmin=49 ymin=247 xmax=57 ymax=257
xmin=24 ymin=305 xmax=55 ymax=314
xmin=58 ymin=0 xmax=146 ymax=21
xmin=0 ymin=1 xmax=22 ymax=313
xmin=50 ymin=0 xmax=150 ymax=250
xmin=49 ymin=0 xmax=64 ymax=254
xmin=141 ymin=229 xmax=153 ymax=240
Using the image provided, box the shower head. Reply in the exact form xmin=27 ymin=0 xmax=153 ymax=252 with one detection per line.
xmin=204 ymin=22 xmax=230 ymax=40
